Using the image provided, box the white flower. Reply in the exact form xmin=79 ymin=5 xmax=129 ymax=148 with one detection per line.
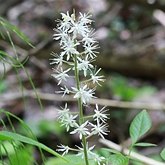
xmin=53 ymin=29 xmax=68 ymax=42
xmin=61 ymin=11 xmax=74 ymax=23
xmin=79 ymin=12 xmax=92 ymax=25
xmin=50 ymin=52 xmax=64 ymax=66
xmin=90 ymin=68 xmax=104 ymax=85
xmin=57 ymin=11 xmax=73 ymax=31
xmin=61 ymin=113 xmax=78 ymax=131
xmin=93 ymin=104 xmax=109 ymax=123
xmin=82 ymin=30 xmax=96 ymax=46
xmin=57 ymin=144 xmax=70 ymax=156
xmin=62 ymin=37 xmax=79 ymax=60
xmin=52 ymin=67 xmax=70 ymax=85
xmin=69 ymin=21 xmax=89 ymax=38
xmin=84 ymin=43 xmax=99 ymax=59
xmin=70 ymin=121 xmax=90 ymax=139
xmin=77 ymin=143 xmax=95 ymax=159
xmin=56 ymin=86 xmax=70 ymax=97
xmin=77 ymin=143 xmax=106 ymax=165
xmin=72 ymin=85 xmax=95 ymax=104
xmin=90 ymin=122 xmax=109 ymax=139
xmin=57 ymin=103 xmax=70 ymax=121
xmin=77 ymin=57 xmax=93 ymax=77
xmin=92 ymin=153 xmax=106 ymax=165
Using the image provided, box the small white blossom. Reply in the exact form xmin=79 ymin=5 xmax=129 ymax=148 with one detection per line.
xmin=62 ymin=37 xmax=80 ymax=60
xmin=53 ymin=29 xmax=68 ymax=42
xmin=69 ymin=21 xmax=89 ymax=38
xmin=70 ymin=121 xmax=90 ymax=139
xmin=92 ymin=153 xmax=106 ymax=165
xmin=56 ymin=86 xmax=70 ymax=97
xmin=79 ymin=12 xmax=92 ymax=25
xmin=90 ymin=122 xmax=109 ymax=139
xmin=82 ymin=30 xmax=96 ymax=46
xmin=72 ymin=85 xmax=95 ymax=104
xmin=77 ymin=143 xmax=95 ymax=159
xmin=57 ymin=12 xmax=73 ymax=31
xmin=93 ymin=104 xmax=109 ymax=123
xmin=90 ymin=68 xmax=104 ymax=85
xmin=57 ymin=144 xmax=70 ymax=156
xmin=50 ymin=52 xmax=64 ymax=66
xmin=84 ymin=42 xmax=99 ymax=59
xmin=61 ymin=113 xmax=78 ymax=131
xmin=77 ymin=57 xmax=93 ymax=77
xmin=52 ymin=67 xmax=70 ymax=85
xmin=77 ymin=143 xmax=105 ymax=165
xmin=57 ymin=103 xmax=70 ymax=121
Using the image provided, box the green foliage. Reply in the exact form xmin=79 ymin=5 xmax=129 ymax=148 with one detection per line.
xmin=0 ymin=80 xmax=6 ymax=93
xmin=108 ymin=153 xmax=129 ymax=165
xmin=0 ymin=110 xmax=67 ymax=164
xmin=45 ymin=155 xmax=95 ymax=165
xmin=105 ymin=110 xmax=154 ymax=165
xmin=129 ymin=110 xmax=151 ymax=144
xmin=160 ymin=148 xmax=165 ymax=161
xmin=0 ymin=131 xmax=65 ymax=160
xmin=110 ymin=75 xmax=157 ymax=101
xmin=0 ymin=141 xmax=35 ymax=165
xmin=134 ymin=142 xmax=156 ymax=147
xmin=0 ymin=16 xmax=43 ymax=110
xmin=25 ymin=120 xmax=65 ymax=137
xmin=0 ymin=141 xmax=20 ymax=156
xmin=0 ymin=17 xmax=34 ymax=48
xmin=6 ymin=146 xmax=34 ymax=165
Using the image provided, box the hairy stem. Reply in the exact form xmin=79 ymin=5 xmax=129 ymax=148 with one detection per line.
xmin=74 ymin=54 xmax=89 ymax=165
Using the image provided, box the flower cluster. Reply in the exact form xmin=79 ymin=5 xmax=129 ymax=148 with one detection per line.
xmin=51 ymin=11 xmax=109 ymax=165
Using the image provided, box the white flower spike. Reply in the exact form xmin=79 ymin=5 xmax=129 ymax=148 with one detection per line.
xmin=51 ymin=11 xmax=109 ymax=165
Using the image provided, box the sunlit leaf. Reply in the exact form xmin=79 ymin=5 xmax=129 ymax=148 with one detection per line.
xmin=134 ymin=142 xmax=156 ymax=147
xmin=45 ymin=155 xmax=95 ymax=165
xmin=129 ymin=110 xmax=151 ymax=144
xmin=109 ymin=153 xmax=129 ymax=165
xmin=0 ymin=131 xmax=66 ymax=161
xmin=160 ymin=148 xmax=165 ymax=161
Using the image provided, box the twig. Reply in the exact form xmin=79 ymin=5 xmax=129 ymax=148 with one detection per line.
xmin=1 ymin=91 xmax=165 ymax=111
xmin=99 ymin=139 xmax=165 ymax=165
xmin=153 ymin=10 xmax=165 ymax=27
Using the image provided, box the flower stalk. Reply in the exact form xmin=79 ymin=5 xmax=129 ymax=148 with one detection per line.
xmin=50 ymin=11 xmax=109 ymax=165
xmin=74 ymin=53 xmax=89 ymax=165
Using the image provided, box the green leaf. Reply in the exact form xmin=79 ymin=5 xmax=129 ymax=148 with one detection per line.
xmin=0 ymin=80 xmax=7 ymax=93
xmin=45 ymin=155 xmax=96 ymax=165
xmin=0 ymin=17 xmax=34 ymax=48
xmin=97 ymin=148 xmax=111 ymax=160
xmin=9 ymin=146 xmax=35 ymax=165
xmin=0 ymin=131 xmax=66 ymax=161
xmin=109 ymin=153 xmax=129 ymax=165
xmin=98 ymin=148 xmax=120 ymax=155
xmin=160 ymin=148 xmax=165 ymax=161
xmin=134 ymin=142 xmax=156 ymax=147
xmin=129 ymin=110 xmax=151 ymax=144
xmin=0 ymin=141 xmax=20 ymax=156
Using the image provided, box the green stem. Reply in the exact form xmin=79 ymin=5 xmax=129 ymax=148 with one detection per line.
xmin=74 ymin=54 xmax=89 ymax=165
xmin=127 ymin=144 xmax=134 ymax=165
